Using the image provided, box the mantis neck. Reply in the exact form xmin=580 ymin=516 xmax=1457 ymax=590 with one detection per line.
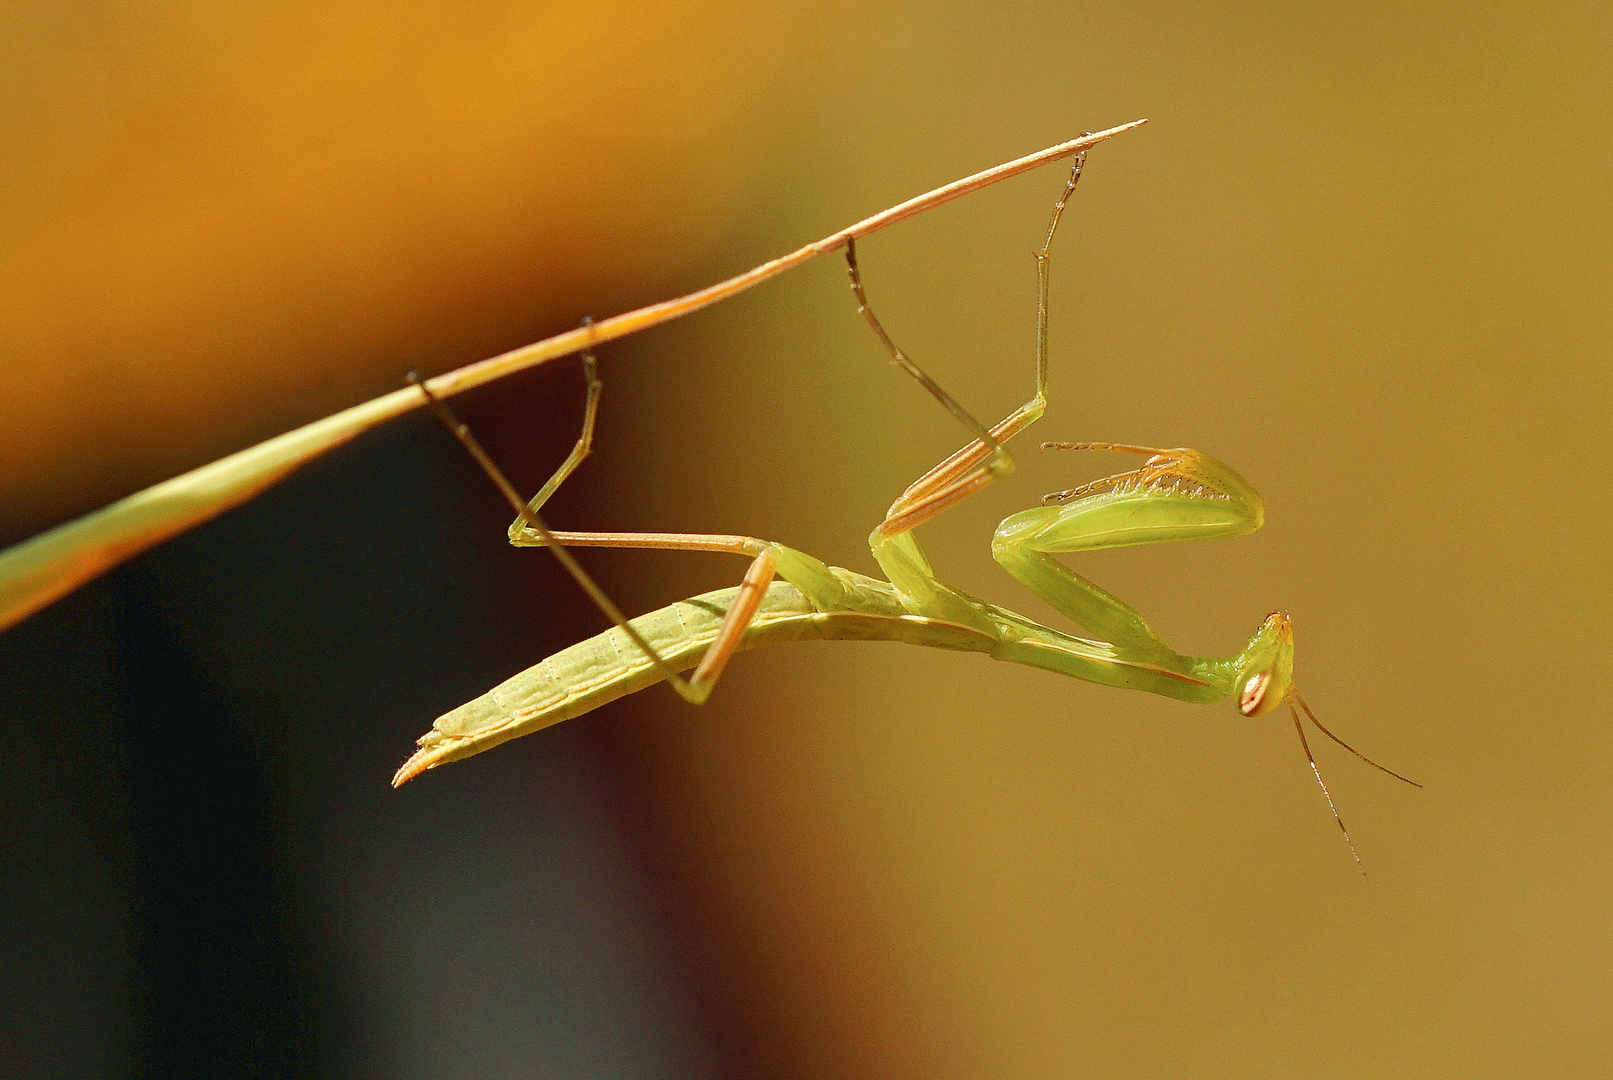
xmin=806 ymin=556 xmax=1240 ymax=707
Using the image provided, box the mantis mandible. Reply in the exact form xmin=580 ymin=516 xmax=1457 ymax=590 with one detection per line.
xmin=395 ymin=150 xmax=1419 ymax=874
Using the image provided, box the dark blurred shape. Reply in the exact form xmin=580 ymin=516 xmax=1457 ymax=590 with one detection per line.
xmin=2 ymin=397 xmax=724 ymax=1078
xmin=112 ymin=571 xmax=339 ymax=1078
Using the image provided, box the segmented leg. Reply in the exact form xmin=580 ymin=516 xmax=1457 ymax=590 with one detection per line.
xmin=843 ymin=155 xmax=1090 ymax=626
xmin=848 ymin=150 xmax=1088 ymax=544
xmin=411 ymin=340 xmax=798 ymax=706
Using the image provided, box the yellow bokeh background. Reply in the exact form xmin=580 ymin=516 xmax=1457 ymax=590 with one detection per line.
xmin=4 ymin=2 xmax=1610 ymax=1077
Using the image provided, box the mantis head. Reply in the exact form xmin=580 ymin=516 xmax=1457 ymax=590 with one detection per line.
xmin=1235 ymin=611 xmax=1294 ymax=717
xmin=1232 ymin=610 xmax=1421 ymax=876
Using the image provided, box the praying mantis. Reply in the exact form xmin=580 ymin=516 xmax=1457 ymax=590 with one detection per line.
xmin=394 ymin=148 xmax=1419 ymax=874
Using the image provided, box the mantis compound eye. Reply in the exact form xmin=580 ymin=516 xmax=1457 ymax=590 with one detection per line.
xmin=1239 ymin=670 xmax=1273 ymax=715
xmin=1239 ymin=669 xmax=1288 ymax=716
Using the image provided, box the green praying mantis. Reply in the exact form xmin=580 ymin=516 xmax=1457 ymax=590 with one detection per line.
xmin=395 ymin=149 xmax=1420 ymax=874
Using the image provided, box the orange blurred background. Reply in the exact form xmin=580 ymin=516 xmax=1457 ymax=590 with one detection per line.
xmin=4 ymin=2 xmax=1611 ymax=1077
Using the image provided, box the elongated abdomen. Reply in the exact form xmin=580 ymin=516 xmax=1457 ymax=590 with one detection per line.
xmin=393 ymin=582 xmax=811 ymax=784
xmin=394 ymin=569 xmax=1009 ymax=785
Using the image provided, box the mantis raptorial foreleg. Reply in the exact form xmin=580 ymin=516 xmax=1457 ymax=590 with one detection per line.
xmin=990 ymin=443 xmax=1265 ymax=661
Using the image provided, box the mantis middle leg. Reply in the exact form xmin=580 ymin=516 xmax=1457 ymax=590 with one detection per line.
xmin=847 ymin=154 xmax=1089 ymax=626
xmin=847 ymin=150 xmax=1089 ymax=543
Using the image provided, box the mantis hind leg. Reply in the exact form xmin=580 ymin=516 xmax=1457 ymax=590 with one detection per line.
xmin=413 ymin=340 xmax=847 ymax=706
